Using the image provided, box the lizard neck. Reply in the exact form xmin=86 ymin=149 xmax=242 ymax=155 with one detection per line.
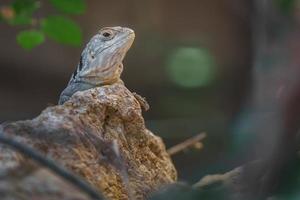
xmin=76 ymin=63 xmax=124 ymax=86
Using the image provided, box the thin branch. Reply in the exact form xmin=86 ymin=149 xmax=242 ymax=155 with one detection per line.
xmin=167 ymin=132 xmax=206 ymax=156
xmin=193 ymin=166 xmax=243 ymax=189
xmin=0 ymin=132 xmax=104 ymax=200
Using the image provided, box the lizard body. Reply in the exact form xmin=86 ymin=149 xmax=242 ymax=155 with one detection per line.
xmin=58 ymin=26 xmax=135 ymax=105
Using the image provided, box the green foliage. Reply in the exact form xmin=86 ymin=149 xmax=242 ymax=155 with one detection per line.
xmin=275 ymin=0 xmax=295 ymax=15
xmin=41 ymin=15 xmax=82 ymax=46
xmin=17 ymin=30 xmax=45 ymax=50
xmin=8 ymin=0 xmax=39 ymax=25
xmin=1 ymin=0 xmax=86 ymax=49
xmin=7 ymin=15 xmax=31 ymax=25
xmin=12 ymin=0 xmax=39 ymax=15
xmin=49 ymin=0 xmax=86 ymax=15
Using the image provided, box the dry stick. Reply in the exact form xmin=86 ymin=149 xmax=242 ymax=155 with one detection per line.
xmin=167 ymin=132 xmax=207 ymax=156
xmin=0 ymin=132 xmax=104 ymax=200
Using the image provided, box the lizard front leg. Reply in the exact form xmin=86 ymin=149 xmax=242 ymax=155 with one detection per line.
xmin=132 ymin=92 xmax=150 ymax=111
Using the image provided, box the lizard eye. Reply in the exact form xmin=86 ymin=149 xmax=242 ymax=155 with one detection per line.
xmin=99 ymin=29 xmax=114 ymax=40
xmin=102 ymin=32 xmax=111 ymax=37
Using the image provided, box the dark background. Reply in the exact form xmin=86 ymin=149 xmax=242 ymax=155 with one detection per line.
xmin=0 ymin=0 xmax=274 ymax=183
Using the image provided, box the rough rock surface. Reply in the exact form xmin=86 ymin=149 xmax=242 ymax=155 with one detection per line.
xmin=0 ymin=83 xmax=177 ymax=200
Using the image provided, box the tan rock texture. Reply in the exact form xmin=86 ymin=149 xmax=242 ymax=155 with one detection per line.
xmin=0 ymin=83 xmax=177 ymax=200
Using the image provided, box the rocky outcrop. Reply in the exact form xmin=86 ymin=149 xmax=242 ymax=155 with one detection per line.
xmin=0 ymin=83 xmax=177 ymax=200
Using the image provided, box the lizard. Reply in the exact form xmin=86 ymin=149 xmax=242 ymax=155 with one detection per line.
xmin=58 ymin=26 xmax=149 ymax=111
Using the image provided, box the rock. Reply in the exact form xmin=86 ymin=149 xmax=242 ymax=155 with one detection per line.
xmin=0 ymin=83 xmax=177 ymax=200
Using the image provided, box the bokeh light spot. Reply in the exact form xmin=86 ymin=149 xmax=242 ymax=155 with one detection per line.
xmin=166 ymin=47 xmax=216 ymax=88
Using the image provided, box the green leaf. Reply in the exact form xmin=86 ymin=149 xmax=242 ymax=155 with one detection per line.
xmin=41 ymin=15 xmax=82 ymax=46
xmin=12 ymin=0 xmax=39 ymax=15
xmin=17 ymin=30 xmax=45 ymax=50
xmin=49 ymin=0 xmax=86 ymax=14
xmin=7 ymin=0 xmax=39 ymax=25
xmin=7 ymin=15 xmax=32 ymax=25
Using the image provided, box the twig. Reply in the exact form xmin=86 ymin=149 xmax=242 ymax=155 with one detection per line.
xmin=167 ymin=132 xmax=207 ymax=156
xmin=193 ymin=166 xmax=243 ymax=189
xmin=0 ymin=132 xmax=104 ymax=200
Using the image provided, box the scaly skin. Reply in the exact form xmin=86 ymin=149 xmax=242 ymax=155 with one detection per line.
xmin=59 ymin=26 xmax=135 ymax=105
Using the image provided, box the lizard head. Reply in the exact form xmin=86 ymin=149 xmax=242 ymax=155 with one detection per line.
xmin=73 ymin=26 xmax=135 ymax=85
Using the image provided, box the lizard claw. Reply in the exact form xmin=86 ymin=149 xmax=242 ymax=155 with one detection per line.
xmin=133 ymin=92 xmax=150 ymax=111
